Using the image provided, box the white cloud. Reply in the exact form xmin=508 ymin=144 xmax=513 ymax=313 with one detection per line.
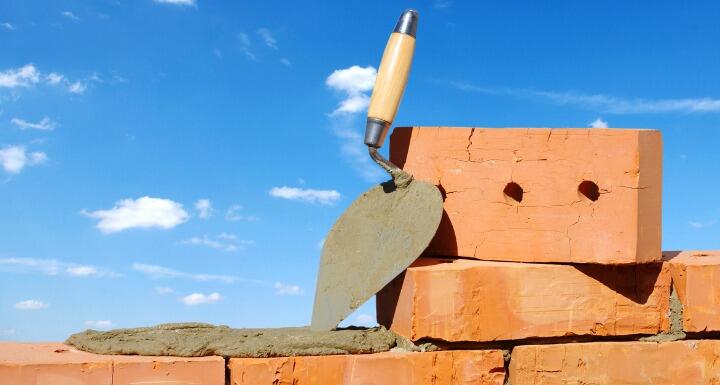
xmin=588 ymin=118 xmax=608 ymax=128
xmin=68 ymin=81 xmax=87 ymax=94
xmin=14 ymin=299 xmax=47 ymax=310
xmin=11 ymin=116 xmax=58 ymax=131
xmin=66 ymin=266 xmax=101 ymax=277
xmin=1 ymin=22 xmax=16 ymax=31
xmin=132 ymin=263 xmax=239 ymax=283
xmin=84 ymin=320 xmax=112 ymax=329
xmin=0 ymin=64 xmax=40 ymax=88
xmin=194 ymin=198 xmax=212 ymax=219
xmin=181 ymin=292 xmax=221 ymax=305
xmin=325 ymin=66 xmax=385 ymax=182
xmin=689 ymin=220 xmax=717 ymax=229
xmin=317 ymin=238 xmax=325 ymax=249
xmin=155 ymin=286 xmax=174 ymax=295
xmin=225 ymin=204 xmax=259 ymax=222
xmin=274 ymin=282 xmax=303 ymax=296
xmin=434 ymin=0 xmax=453 ymax=8
xmin=181 ymin=234 xmax=253 ymax=252
xmin=82 ymin=196 xmax=189 ymax=233
xmin=0 ymin=257 xmax=118 ymax=278
xmin=61 ymin=11 xmax=80 ymax=21
xmin=154 ymin=0 xmax=197 ymax=5
xmin=326 ymin=65 xmax=377 ymax=115
xmin=269 ymin=186 xmax=341 ymax=205
xmin=280 ymin=58 xmax=291 ymax=67
xmin=257 ymin=28 xmax=277 ymax=49
xmin=46 ymin=73 xmax=64 ymax=85
xmin=237 ymin=33 xmax=257 ymax=61
xmin=355 ymin=313 xmax=377 ymax=326
xmin=0 ymin=145 xmax=47 ymax=174
xmin=451 ymin=82 xmax=720 ymax=114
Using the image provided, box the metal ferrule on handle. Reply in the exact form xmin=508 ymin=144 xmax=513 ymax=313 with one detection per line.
xmin=364 ymin=9 xmax=418 ymax=149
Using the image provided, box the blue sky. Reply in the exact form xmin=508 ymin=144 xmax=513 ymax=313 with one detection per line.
xmin=1 ymin=0 xmax=719 ymax=341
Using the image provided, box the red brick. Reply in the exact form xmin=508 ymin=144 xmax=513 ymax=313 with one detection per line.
xmin=390 ymin=127 xmax=662 ymax=264
xmin=0 ymin=342 xmax=224 ymax=385
xmin=229 ymin=350 xmax=505 ymax=385
xmin=510 ymin=340 xmax=720 ymax=384
xmin=377 ymin=258 xmax=670 ymax=342
xmin=663 ymin=250 xmax=720 ymax=332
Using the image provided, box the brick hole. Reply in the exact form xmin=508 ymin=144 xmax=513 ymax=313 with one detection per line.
xmin=578 ymin=180 xmax=600 ymax=202
xmin=503 ymin=182 xmax=523 ymax=203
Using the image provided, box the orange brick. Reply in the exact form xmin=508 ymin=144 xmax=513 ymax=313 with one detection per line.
xmin=228 ymin=350 xmax=505 ymax=385
xmin=377 ymin=259 xmax=670 ymax=342
xmin=112 ymin=354 xmax=224 ymax=385
xmin=510 ymin=340 xmax=720 ymax=384
xmin=390 ymin=127 xmax=662 ymax=264
xmin=663 ymin=250 xmax=720 ymax=332
xmin=0 ymin=342 xmax=224 ymax=385
xmin=0 ymin=343 xmax=112 ymax=385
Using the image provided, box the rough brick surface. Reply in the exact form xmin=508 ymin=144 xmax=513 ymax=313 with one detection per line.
xmin=229 ymin=350 xmax=505 ymax=385
xmin=0 ymin=342 xmax=224 ymax=385
xmin=0 ymin=343 xmax=112 ymax=385
xmin=510 ymin=340 xmax=720 ymax=384
xmin=390 ymin=127 xmax=662 ymax=264
xmin=377 ymin=258 xmax=670 ymax=342
xmin=664 ymin=250 xmax=720 ymax=332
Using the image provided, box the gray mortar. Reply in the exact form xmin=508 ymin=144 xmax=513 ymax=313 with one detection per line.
xmin=65 ymin=323 xmax=427 ymax=358
xmin=640 ymin=283 xmax=686 ymax=342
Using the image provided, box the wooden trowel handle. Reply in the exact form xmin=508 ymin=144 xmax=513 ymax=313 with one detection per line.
xmin=364 ymin=9 xmax=418 ymax=149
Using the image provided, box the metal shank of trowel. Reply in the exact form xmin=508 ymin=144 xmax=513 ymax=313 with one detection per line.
xmin=363 ymin=9 xmax=418 ymax=173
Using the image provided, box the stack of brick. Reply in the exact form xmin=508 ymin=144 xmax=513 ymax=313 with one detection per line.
xmin=374 ymin=127 xmax=720 ymax=384
xmin=5 ymin=127 xmax=720 ymax=385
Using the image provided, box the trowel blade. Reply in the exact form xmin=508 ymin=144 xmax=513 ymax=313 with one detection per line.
xmin=311 ymin=179 xmax=443 ymax=331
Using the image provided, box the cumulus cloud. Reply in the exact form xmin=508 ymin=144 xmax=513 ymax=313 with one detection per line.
xmin=0 ymin=145 xmax=47 ymax=174
xmin=82 ymin=196 xmax=189 ymax=233
xmin=274 ymin=282 xmax=303 ymax=296
xmin=14 ymin=299 xmax=47 ymax=310
xmin=194 ymin=198 xmax=212 ymax=219
xmin=326 ymin=65 xmax=377 ymax=115
xmin=85 ymin=320 xmax=112 ymax=329
xmin=588 ymin=118 xmax=608 ymax=128
xmin=325 ymin=65 xmax=386 ymax=182
xmin=269 ymin=186 xmax=341 ymax=205
xmin=46 ymin=73 xmax=64 ymax=85
xmin=257 ymin=28 xmax=277 ymax=49
xmin=181 ymin=234 xmax=254 ymax=252
xmin=0 ymin=257 xmax=119 ymax=278
xmin=0 ymin=64 xmax=40 ymax=88
xmin=181 ymin=292 xmax=221 ymax=305
xmin=68 ymin=80 xmax=87 ymax=94
xmin=11 ymin=117 xmax=58 ymax=131
xmin=132 ymin=263 xmax=239 ymax=283
xmin=154 ymin=0 xmax=197 ymax=5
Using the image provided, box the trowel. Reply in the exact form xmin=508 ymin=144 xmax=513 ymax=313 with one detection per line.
xmin=311 ymin=10 xmax=443 ymax=331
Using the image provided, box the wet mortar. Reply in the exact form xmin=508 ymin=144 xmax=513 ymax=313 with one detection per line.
xmin=66 ymin=323 xmax=432 ymax=358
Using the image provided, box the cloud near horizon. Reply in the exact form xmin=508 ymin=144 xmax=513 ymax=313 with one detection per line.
xmin=450 ymin=81 xmax=720 ymax=114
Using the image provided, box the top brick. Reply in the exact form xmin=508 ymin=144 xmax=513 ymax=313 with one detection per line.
xmin=390 ymin=127 xmax=662 ymax=264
